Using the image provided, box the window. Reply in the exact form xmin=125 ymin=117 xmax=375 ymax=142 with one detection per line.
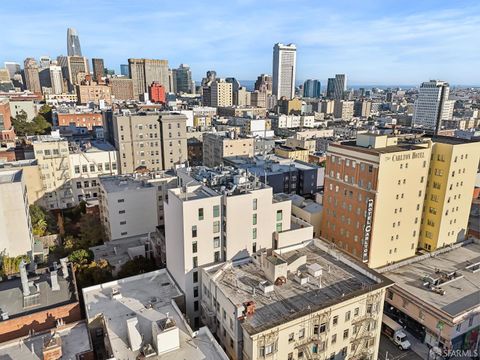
xmin=319 ymin=323 xmax=326 ymax=333
xmin=74 ymin=165 xmax=80 ymax=174
xmin=82 ymin=165 xmax=88 ymax=173
xmin=213 ymin=236 xmax=220 ymax=248
xmin=333 ymin=315 xmax=338 ymax=326
xmin=90 ymin=164 xmax=95 ymax=172
xmin=299 ymin=328 xmax=305 ymax=339
xmin=253 ymin=198 xmax=257 ymax=210
xmin=456 ymin=323 xmax=462 ymax=332
xmin=331 ymin=334 xmax=337 ymax=344
xmin=213 ymin=205 xmax=220 ymax=217
xmin=119 ymin=210 xmax=125 ymax=214
xmin=345 ymin=311 xmax=351 ymax=321
xmin=276 ymin=210 xmax=283 ymax=221
xmin=120 ymin=220 xmax=126 ymax=225
xmin=214 ymin=251 xmax=220 ymax=262
xmin=253 ymin=213 xmax=257 ymax=225
xmin=194 ymin=300 xmax=199 ymax=311
xmin=288 ymin=333 xmax=294 ymax=342
xmin=192 ymin=257 xmax=198 ymax=268
xmin=193 ymin=271 xmax=198 ymax=283
xmin=387 ymin=290 xmax=394 ymax=300
xmin=213 ymin=221 xmax=220 ymax=233
xmin=198 ymin=208 xmax=204 ymax=220
xmin=253 ymin=228 xmax=257 ymax=239
xmin=117 ymin=199 xmax=124 ymax=203
xmin=354 ymin=307 xmax=359 ymax=317
xmin=192 ymin=241 xmax=197 ymax=253
xmin=276 ymin=223 xmax=282 ymax=232
xmin=343 ymin=329 xmax=349 ymax=339
xmin=76 ymin=182 xmax=82 ymax=189
xmin=192 ymin=225 xmax=197 ymax=238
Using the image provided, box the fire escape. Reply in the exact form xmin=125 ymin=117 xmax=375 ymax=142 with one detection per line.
xmin=295 ymin=308 xmax=332 ymax=360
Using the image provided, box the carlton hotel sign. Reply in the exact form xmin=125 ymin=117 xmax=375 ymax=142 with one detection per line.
xmin=362 ymin=198 xmax=374 ymax=263
xmin=384 ymin=151 xmax=426 ymax=162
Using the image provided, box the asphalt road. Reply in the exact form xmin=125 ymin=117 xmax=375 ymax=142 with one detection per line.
xmin=378 ymin=334 xmax=425 ymax=360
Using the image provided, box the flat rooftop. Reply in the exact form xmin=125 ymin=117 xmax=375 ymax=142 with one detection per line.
xmin=384 ymin=241 xmax=480 ymax=317
xmin=83 ymin=270 xmax=226 ymax=360
xmin=0 ymin=266 xmax=77 ymax=319
xmin=0 ymin=321 xmax=92 ymax=359
xmin=207 ymin=239 xmax=386 ymax=335
xmin=333 ymin=140 xmax=428 ymax=155
xmin=0 ymin=169 xmax=22 ymax=184
xmin=100 ymin=175 xmax=154 ymax=193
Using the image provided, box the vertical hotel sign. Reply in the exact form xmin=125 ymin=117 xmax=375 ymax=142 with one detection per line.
xmin=362 ymin=198 xmax=374 ymax=262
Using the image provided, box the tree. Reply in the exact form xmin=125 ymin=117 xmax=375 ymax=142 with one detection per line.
xmin=75 ymin=259 xmax=113 ymax=289
xmin=38 ymin=104 xmax=53 ymax=124
xmin=78 ymin=214 xmax=105 ymax=248
xmin=29 ymin=204 xmax=57 ymax=235
xmin=32 ymin=114 xmax=51 ymax=134
xmin=11 ymin=111 xmax=51 ymax=136
xmin=1 ymin=255 xmax=29 ymax=277
xmin=32 ymin=218 xmax=48 ymax=237
xmin=117 ymin=257 xmax=158 ymax=279
xmin=68 ymin=249 xmax=93 ymax=266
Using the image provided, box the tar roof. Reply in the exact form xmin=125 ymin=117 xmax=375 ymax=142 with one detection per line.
xmin=100 ymin=176 xmax=153 ymax=193
xmin=384 ymin=241 xmax=480 ymax=317
xmin=207 ymin=240 xmax=384 ymax=335
xmin=0 ymin=267 xmax=77 ymax=318
xmin=82 ymin=270 xmax=225 ymax=360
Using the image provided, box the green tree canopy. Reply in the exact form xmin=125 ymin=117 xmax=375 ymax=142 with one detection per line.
xmin=117 ymin=256 xmax=158 ymax=279
xmin=12 ymin=112 xmax=51 ymax=136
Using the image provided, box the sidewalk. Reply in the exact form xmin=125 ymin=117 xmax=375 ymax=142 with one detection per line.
xmin=403 ymin=328 xmax=431 ymax=359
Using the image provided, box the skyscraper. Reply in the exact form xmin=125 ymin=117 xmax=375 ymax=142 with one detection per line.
xmin=128 ymin=58 xmax=170 ymax=99
xmin=67 ymin=28 xmax=82 ymax=57
xmin=4 ymin=62 xmax=21 ymax=79
xmin=326 ymin=78 xmax=335 ymax=98
xmin=57 ymin=55 xmax=89 ymax=92
xmin=303 ymin=79 xmax=321 ymax=98
xmin=92 ymin=58 xmax=105 ymax=81
xmin=120 ymin=64 xmax=129 ymax=77
xmin=174 ymin=64 xmax=194 ymax=94
xmin=254 ymin=74 xmax=272 ymax=93
xmin=272 ymin=43 xmax=296 ymax=100
xmin=23 ymin=58 xmax=42 ymax=94
xmin=333 ymin=74 xmax=347 ymax=100
xmin=412 ymin=80 xmax=453 ymax=133
xmin=39 ymin=56 xmax=51 ymax=69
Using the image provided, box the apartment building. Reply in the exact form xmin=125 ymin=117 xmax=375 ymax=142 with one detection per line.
xmin=320 ymin=134 xmax=432 ymax=268
xmin=286 ymin=136 xmax=316 ymax=153
xmin=69 ymin=141 xmax=118 ymax=203
xmin=269 ymin=114 xmax=314 ymax=130
xmin=112 ymin=112 xmax=187 ymax=173
xmin=164 ymin=167 xmax=293 ymax=326
xmin=76 ymin=83 xmax=112 ymax=105
xmin=99 ymin=176 xmax=158 ymax=240
xmin=419 ymin=136 xmax=480 ymax=251
xmin=33 ymin=135 xmax=74 ymax=209
xmin=201 ymin=239 xmax=392 ymax=360
xmin=0 ymin=169 xmax=34 ymax=257
xmin=108 ymin=77 xmax=134 ymax=101
xmin=274 ymin=145 xmax=309 ymax=162
xmin=0 ymin=159 xmax=44 ymax=205
xmin=211 ymin=79 xmax=233 ymax=107
xmin=203 ymin=132 xmax=255 ymax=167
xmin=333 ymin=100 xmax=355 ymax=120
xmin=56 ymin=111 xmax=103 ymax=130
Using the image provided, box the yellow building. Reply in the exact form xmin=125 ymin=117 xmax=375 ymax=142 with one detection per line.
xmin=275 ymin=145 xmax=309 ymax=162
xmin=278 ymin=97 xmax=302 ymax=115
xmin=419 ymin=136 xmax=480 ymax=251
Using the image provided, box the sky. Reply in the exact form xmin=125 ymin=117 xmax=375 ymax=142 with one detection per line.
xmin=1 ymin=0 xmax=480 ymax=85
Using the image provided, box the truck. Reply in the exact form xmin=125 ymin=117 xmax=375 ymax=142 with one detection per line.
xmin=382 ymin=315 xmax=412 ymax=350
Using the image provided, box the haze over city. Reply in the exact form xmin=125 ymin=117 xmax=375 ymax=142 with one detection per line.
xmin=1 ymin=0 xmax=480 ymax=84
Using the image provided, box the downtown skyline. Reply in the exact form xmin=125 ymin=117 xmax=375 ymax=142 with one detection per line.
xmin=1 ymin=0 xmax=480 ymax=85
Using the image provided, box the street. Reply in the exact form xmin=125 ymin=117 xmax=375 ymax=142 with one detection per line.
xmin=379 ymin=334 xmax=425 ymax=360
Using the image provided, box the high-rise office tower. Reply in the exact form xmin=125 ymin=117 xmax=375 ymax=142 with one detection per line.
xmin=128 ymin=58 xmax=169 ymax=99
xmin=412 ymin=80 xmax=453 ymax=133
xmin=333 ymin=74 xmax=347 ymax=100
xmin=39 ymin=56 xmax=51 ymax=69
xmin=303 ymin=79 xmax=321 ymax=98
xmin=201 ymin=70 xmax=217 ymax=106
xmin=67 ymin=28 xmax=82 ymax=57
xmin=254 ymin=74 xmax=272 ymax=93
xmin=57 ymin=55 xmax=89 ymax=92
xmin=23 ymin=58 xmax=42 ymax=94
xmin=272 ymin=43 xmax=296 ymax=100
xmin=326 ymin=78 xmax=335 ymax=98
xmin=174 ymin=64 xmax=194 ymax=94
xmin=49 ymin=65 xmax=64 ymax=94
xmin=4 ymin=62 xmax=21 ymax=79
xmin=120 ymin=64 xmax=129 ymax=77
xmin=92 ymin=58 xmax=105 ymax=81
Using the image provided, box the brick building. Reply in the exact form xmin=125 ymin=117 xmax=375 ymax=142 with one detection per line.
xmin=56 ymin=112 xmax=103 ymax=130
xmin=149 ymin=81 xmax=166 ymax=103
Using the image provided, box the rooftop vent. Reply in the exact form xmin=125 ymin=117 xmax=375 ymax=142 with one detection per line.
xmin=307 ymin=263 xmax=323 ymax=277
xmin=259 ymin=280 xmax=274 ymax=294
xmin=294 ymin=271 xmax=310 ymax=285
xmin=111 ymin=288 xmax=122 ymax=300
xmin=466 ymin=262 xmax=480 ymax=273
xmin=50 ymin=270 xmax=60 ymax=291
xmin=19 ymin=259 xmax=30 ymax=297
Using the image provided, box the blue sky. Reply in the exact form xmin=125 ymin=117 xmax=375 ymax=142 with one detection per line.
xmin=1 ymin=0 xmax=479 ymax=85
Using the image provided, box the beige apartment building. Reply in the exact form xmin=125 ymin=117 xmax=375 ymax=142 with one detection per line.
xmin=164 ymin=167 xmax=294 ymax=327
xmin=33 ymin=135 xmax=74 ymax=209
xmin=286 ymin=136 xmax=317 ymax=153
xmin=0 ymin=159 xmax=44 ymax=205
xmin=419 ymin=136 xmax=480 ymax=251
xmin=108 ymin=78 xmax=134 ymax=101
xmin=0 ymin=169 xmax=34 ymax=257
xmin=320 ymin=134 xmax=432 ymax=268
xmin=334 ymin=100 xmax=354 ymax=120
xmin=211 ymin=79 xmax=233 ymax=107
xmin=202 ymin=132 xmax=255 ymax=167
xmin=202 ymin=239 xmax=392 ymax=360
xmin=76 ymin=83 xmax=112 ymax=105
xmin=112 ymin=112 xmax=187 ymax=173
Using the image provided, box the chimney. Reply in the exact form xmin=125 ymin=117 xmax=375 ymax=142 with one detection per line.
xmin=59 ymin=257 xmax=69 ymax=279
xmin=50 ymin=270 xmax=60 ymax=291
xmin=19 ymin=260 xmax=30 ymax=296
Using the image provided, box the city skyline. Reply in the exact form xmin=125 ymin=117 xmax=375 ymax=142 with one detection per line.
xmin=1 ymin=0 xmax=480 ymax=85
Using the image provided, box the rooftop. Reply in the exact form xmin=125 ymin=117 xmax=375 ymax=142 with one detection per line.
xmin=206 ymin=239 xmax=389 ymax=335
xmin=332 ymin=139 xmax=429 ymax=155
xmin=383 ymin=240 xmax=480 ymax=317
xmin=0 ymin=264 xmax=77 ymax=319
xmin=82 ymin=270 xmax=227 ymax=360
xmin=100 ymin=175 xmax=154 ymax=193
xmin=69 ymin=140 xmax=116 ymax=153
xmin=0 ymin=321 xmax=92 ymax=360
xmin=0 ymin=169 xmax=22 ymax=184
